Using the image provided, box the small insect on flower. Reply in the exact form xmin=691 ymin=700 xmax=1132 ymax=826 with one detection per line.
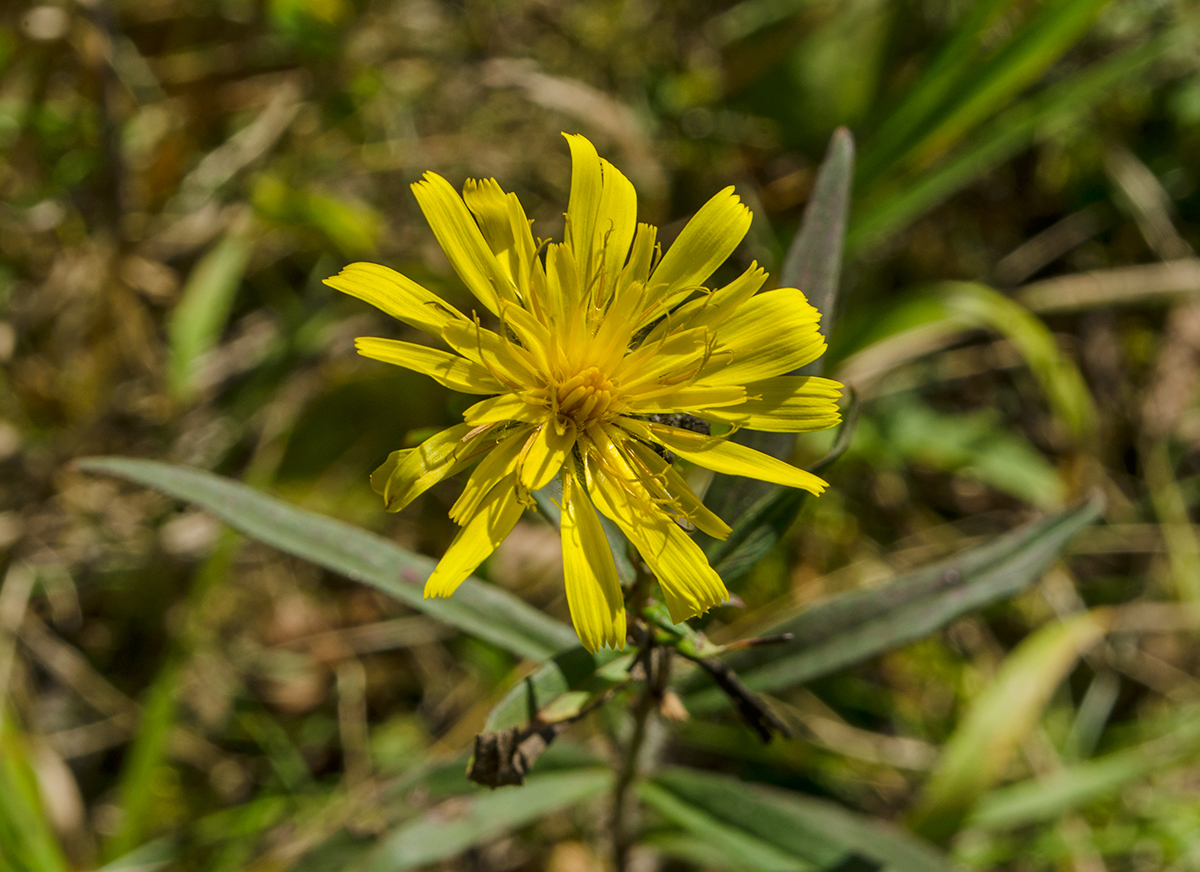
xmin=325 ymin=134 xmax=842 ymax=653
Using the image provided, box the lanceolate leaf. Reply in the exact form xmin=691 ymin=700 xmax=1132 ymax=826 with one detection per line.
xmin=781 ymin=126 xmax=855 ymax=347
xmin=704 ymin=127 xmax=854 ymax=527
xmin=77 ymin=457 xmax=576 ymax=661
xmin=641 ymin=767 xmax=963 ymax=872
xmin=484 ymin=648 xmax=635 ymax=732
xmin=351 ymin=769 xmax=611 ymax=872
xmin=682 ymin=494 xmax=1104 ymax=712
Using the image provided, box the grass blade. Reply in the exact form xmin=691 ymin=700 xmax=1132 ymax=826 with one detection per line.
xmin=0 ymin=711 xmax=71 ymax=872
xmin=969 ymin=703 xmax=1200 ymax=831
xmin=858 ymin=0 xmax=1016 ymax=184
xmin=167 ymin=230 xmax=254 ymax=401
xmin=76 ymin=457 xmax=577 ymax=661
xmin=909 ymin=609 xmax=1111 ymax=843
xmin=850 ymin=32 xmax=1175 ymax=252
xmin=866 ymin=0 xmax=1112 ymax=185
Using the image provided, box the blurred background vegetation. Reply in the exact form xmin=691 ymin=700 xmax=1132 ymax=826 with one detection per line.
xmin=4 ymin=0 xmax=1200 ymax=869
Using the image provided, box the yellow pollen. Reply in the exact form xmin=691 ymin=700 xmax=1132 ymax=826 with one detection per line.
xmin=555 ymin=366 xmax=618 ymax=428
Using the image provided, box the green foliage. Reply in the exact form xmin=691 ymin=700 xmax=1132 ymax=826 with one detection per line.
xmin=681 ymin=495 xmax=1104 ymax=712
xmin=909 ymin=609 xmax=1111 ymax=843
xmin=642 ymin=767 xmax=962 ymax=871
xmin=168 ymin=232 xmax=255 ymax=401
xmin=0 ymin=714 xmax=71 ymax=872
xmin=75 ymin=457 xmax=576 ymax=661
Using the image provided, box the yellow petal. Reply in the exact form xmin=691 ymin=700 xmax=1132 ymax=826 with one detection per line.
xmin=463 ymin=178 xmax=519 ymax=285
xmin=701 ymin=376 xmax=843 ymax=432
xmin=411 ymin=172 xmax=516 ymax=315
xmin=354 ymin=337 xmax=505 ymax=394
xmin=594 ymin=158 xmax=637 ymax=300
xmin=370 ymin=448 xmax=409 ymax=496
xmin=646 ymin=424 xmax=828 ymax=495
xmin=442 ymin=319 xmax=540 ymax=387
xmin=518 ymin=420 xmax=577 ymax=491
xmin=450 ymin=428 xmax=531 ymax=524
xmin=561 ymin=470 xmax=626 ymax=652
xmin=616 ymin=223 xmax=657 ymax=298
xmin=544 ymin=242 xmax=584 ymax=337
xmin=324 ymin=262 xmax=466 ymax=336
xmin=499 ymin=301 xmax=553 ymax=373
xmin=375 ymin=424 xmax=498 ymax=513
xmin=614 ymin=326 xmax=712 ymax=388
xmin=646 ymin=262 xmax=768 ymax=342
xmin=643 ymin=186 xmax=752 ymax=321
xmin=626 ymin=383 xmax=745 ymax=413
xmin=702 ymin=288 xmax=826 ymax=384
xmin=586 ymin=457 xmax=728 ymax=624
xmin=424 ymin=473 xmax=526 ymax=599
xmin=563 ymin=133 xmax=603 ymax=288
xmin=623 ymin=439 xmax=731 ymax=540
xmin=506 ymin=189 xmax=538 ymax=296
xmin=463 ymin=393 xmax=545 ymax=426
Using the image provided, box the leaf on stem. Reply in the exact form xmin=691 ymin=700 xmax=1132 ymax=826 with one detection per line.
xmin=76 ymin=457 xmax=577 ymax=661
xmin=640 ymin=767 xmax=963 ymax=872
xmin=681 ymin=493 xmax=1104 ymax=712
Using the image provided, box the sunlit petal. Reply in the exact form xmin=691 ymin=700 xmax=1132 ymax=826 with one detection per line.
xmin=561 ymin=470 xmax=626 ymax=652
xmin=324 ymin=262 xmax=466 ymax=336
xmin=424 ymin=473 xmax=526 ymax=598
xmin=646 ymin=423 xmax=829 ymax=495
xmin=355 ymin=337 xmax=505 ymax=394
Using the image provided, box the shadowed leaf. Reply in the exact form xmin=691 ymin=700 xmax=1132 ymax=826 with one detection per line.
xmin=703 ymin=128 xmax=854 ymax=540
xmin=77 ymin=457 xmax=576 ymax=661
xmin=351 ymin=769 xmax=611 ymax=872
xmin=682 ymin=494 xmax=1104 ymax=711
xmin=641 ymin=767 xmax=963 ymax=872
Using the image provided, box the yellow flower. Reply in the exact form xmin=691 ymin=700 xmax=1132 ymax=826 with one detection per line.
xmin=325 ymin=134 xmax=842 ymax=653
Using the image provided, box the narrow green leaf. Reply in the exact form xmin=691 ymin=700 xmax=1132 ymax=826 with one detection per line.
xmin=909 ymin=609 xmax=1111 ymax=843
xmin=167 ymin=230 xmax=254 ymax=400
xmin=969 ymin=707 xmax=1200 ymax=830
xmin=937 ymin=281 xmax=1097 ymax=440
xmin=642 ymin=767 xmax=963 ymax=872
xmin=484 ymin=648 xmax=634 ymax=732
xmin=858 ymin=0 xmax=1016 ymax=184
xmin=780 ymin=126 xmax=855 ymax=341
xmin=0 ymin=711 xmax=71 ymax=872
xmin=704 ymin=128 xmax=854 ymax=531
xmin=681 ymin=494 xmax=1104 ymax=711
xmin=77 ymin=457 xmax=577 ymax=661
xmin=897 ymin=0 xmax=1112 ymax=175
xmin=351 ymin=769 xmax=611 ymax=872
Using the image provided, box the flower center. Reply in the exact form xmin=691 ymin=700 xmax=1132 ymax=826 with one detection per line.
xmin=555 ymin=366 xmax=618 ymax=429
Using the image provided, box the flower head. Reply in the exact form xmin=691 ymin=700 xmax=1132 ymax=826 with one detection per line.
xmin=325 ymin=134 xmax=841 ymax=652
